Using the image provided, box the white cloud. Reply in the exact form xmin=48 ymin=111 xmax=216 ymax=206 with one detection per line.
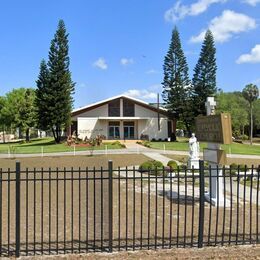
xmin=123 ymin=89 xmax=157 ymax=100
xmin=164 ymin=0 xmax=227 ymax=21
xmin=146 ymin=69 xmax=159 ymax=74
xmin=253 ymin=78 xmax=260 ymax=85
xmin=148 ymin=84 xmax=162 ymax=91
xmin=190 ymin=10 xmax=256 ymax=43
xmin=93 ymin=58 xmax=108 ymax=70
xmin=243 ymin=0 xmax=260 ymax=6
xmin=120 ymin=58 xmax=134 ymax=66
xmin=236 ymin=44 xmax=260 ymax=64
xmin=78 ymin=83 xmax=87 ymax=88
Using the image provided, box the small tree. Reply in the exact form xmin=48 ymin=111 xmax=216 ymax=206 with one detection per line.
xmin=2 ymin=88 xmax=36 ymax=142
xmin=242 ymin=84 xmax=259 ymax=145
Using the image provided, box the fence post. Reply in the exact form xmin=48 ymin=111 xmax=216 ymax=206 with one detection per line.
xmin=198 ymin=160 xmax=205 ymax=248
xmin=15 ymin=161 xmax=21 ymax=257
xmin=108 ymin=160 xmax=113 ymax=252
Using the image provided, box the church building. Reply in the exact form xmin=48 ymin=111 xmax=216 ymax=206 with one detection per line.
xmin=71 ymin=95 xmax=175 ymax=141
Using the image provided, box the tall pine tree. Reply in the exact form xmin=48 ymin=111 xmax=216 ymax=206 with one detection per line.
xmin=35 ymin=59 xmax=50 ymax=131
xmin=162 ymin=27 xmax=192 ymax=133
xmin=192 ymin=30 xmax=217 ymax=116
xmin=36 ymin=20 xmax=75 ymax=143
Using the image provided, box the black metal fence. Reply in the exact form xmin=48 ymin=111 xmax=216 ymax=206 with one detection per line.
xmin=0 ymin=161 xmax=259 ymax=256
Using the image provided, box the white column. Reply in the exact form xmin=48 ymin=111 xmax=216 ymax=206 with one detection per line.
xmin=204 ymin=143 xmax=226 ymax=206
xmin=120 ymin=98 xmax=123 ymax=117
xmin=120 ymin=121 xmax=124 ymax=139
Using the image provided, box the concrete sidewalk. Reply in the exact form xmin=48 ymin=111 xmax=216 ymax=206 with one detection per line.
xmin=142 ymin=152 xmax=172 ymax=166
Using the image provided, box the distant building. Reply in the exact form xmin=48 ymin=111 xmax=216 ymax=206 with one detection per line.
xmin=71 ymin=95 xmax=175 ymax=140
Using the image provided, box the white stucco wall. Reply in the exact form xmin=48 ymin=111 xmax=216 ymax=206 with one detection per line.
xmin=74 ymin=100 xmax=170 ymax=140
xmin=77 ymin=118 xmax=107 ymax=140
xmin=135 ymin=104 xmax=167 ymax=118
xmin=72 ymin=104 xmax=108 ymax=121
xmin=138 ymin=118 xmax=168 ymax=140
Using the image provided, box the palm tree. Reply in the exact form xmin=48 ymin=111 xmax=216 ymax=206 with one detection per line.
xmin=242 ymin=84 xmax=259 ymax=145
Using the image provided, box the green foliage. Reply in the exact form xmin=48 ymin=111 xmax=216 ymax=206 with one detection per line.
xmin=253 ymin=99 xmax=260 ymax=128
xmin=242 ymin=84 xmax=259 ymax=144
xmin=162 ymin=27 xmax=193 ymax=133
xmin=192 ymin=30 xmax=217 ymax=116
xmin=167 ymin=160 xmax=178 ymax=170
xmin=216 ymin=91 xmax=248 ymax=136
xmin=1 ymin=88 xmax=36 ymax=141
xmin=138 ymin=140 xmax=151 ymax=147
xmin=242 ymin=84 xmax=259 ymax=104
xmin=35 ymin=60 xmax=50 ymax=131
xmin=35 ymin=20 xmax=75 ymax=143
xmin=111 ymin=140 xmax=121 ymax=146
xmin=139 ymin=160 xmax=164 ymax=175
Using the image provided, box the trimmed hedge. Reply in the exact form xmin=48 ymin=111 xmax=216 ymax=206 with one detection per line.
xmin=139 ymin=160 xmax=164 ymax=174
xmin=167 ymin=160 xmax=178 ymax=170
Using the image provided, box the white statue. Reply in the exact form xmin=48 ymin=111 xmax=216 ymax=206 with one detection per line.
xmin=189 ymin=133 xmax=199 ymax=159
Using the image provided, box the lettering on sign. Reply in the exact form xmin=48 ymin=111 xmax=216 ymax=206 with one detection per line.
xmin=79 ymin=129 xmax=104 ymax=134
xmin=195 ymin=113 xmax=232 ymax=144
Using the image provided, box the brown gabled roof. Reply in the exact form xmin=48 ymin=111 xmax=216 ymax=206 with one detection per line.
xmin=72 ymin=95 xmax=172 ymax=117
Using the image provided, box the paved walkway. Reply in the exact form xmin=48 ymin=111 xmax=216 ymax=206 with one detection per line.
xmin=142 ymin=152 xmax=172 ymax=166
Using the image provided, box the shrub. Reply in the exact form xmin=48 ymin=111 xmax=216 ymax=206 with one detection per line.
xmin=180 ymin=164 xmax=187 ymax=171
xmin=111 ymin=141 xmax=121 ymax=146
xmin=139 ymin=160 xmax=163 ymax=175
xmin=143 ymin=141 xmax=151 ymax=148
xmin=153 ymin=160 xmax=164 ymax=169
xmin=238 ymin=164 xmax=247 ymax=171
xmin=204 ymin=161 xmax=209 ymax=169
xmin=229 ymin=163 xmax=238 ymax=175
xmin=239 ymin=134 xmax=248 ymax=140
xmin=167 ymin=160 xmax=178 ymax=171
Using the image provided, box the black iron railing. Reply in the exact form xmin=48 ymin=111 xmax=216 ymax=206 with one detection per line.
xmin=0 ymin=161 xmax=259 ymax=256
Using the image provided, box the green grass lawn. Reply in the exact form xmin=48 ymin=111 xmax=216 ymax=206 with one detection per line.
xmin=0 ymin=138 xmax=124 ymax=154
xmin=148 ymin=140 xmax=260 ymax=156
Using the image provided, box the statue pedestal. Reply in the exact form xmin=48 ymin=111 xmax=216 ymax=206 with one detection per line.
xmin=188 ymin=158 xmax=200 ymax=170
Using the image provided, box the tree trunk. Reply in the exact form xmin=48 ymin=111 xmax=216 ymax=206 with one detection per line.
xmin=185 ymin=123 xmax=192 ymax=137
xmin=25 ymin=128 xmax=30 ymax=142
xmin=52 ymin=126 xmax=61 ymax=143
xmin=250 ymin=103 xmax=253 ymax=145
xmin=52 ymin=127 xmax=58 ymax=143
xmin=3 ymin=125 xmax=6 ymax=144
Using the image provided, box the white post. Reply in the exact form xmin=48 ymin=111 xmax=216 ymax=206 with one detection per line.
xmin=73 ymin=145 xmax=76 ymax=156
xmin=41 ymin=146 xmax=44 ymax=157
xmin=8 ymin=147 xmax=10 ymax=158
xmin=204 ymin=97 xmax=227 ymax=207
xmin=163 ymin=144 xmax=166 ymax=154
xmin=105 ymin=145 xmax=108 ymax=155
xmin=229 ymin=146 xmax=232 ymax=155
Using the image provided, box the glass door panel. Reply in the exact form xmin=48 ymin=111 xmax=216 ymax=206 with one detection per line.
xmin=109 ymin=126 xmax=120 ymax=139
xmin=114 ymin=127 xmax=120 ymax=139
xmin=124 ymin=126 xmax=135 ymax=139
xmin=129 ymin=126 xmax=135 ymax=139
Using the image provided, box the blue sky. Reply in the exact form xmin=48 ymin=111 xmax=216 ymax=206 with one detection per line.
xmin=0 ymin=0 xmax=259 ymax=109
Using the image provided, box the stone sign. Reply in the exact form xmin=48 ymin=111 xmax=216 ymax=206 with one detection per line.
xmin=195 ymin=113 xmax=232 ymax=144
